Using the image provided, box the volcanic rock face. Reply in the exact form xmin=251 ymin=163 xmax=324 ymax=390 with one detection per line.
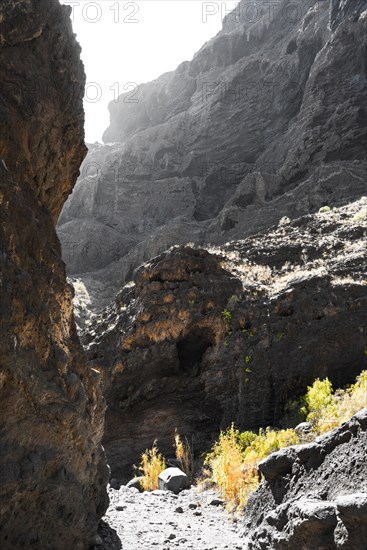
xmin=0 ymin=1 xmax=108 ymax=548
xmin=83 ymin=198 xmax=367 ymax=479
xmin=57 ymin=0 xmax=367 ymax=318
xmin=84 ymin=247 xmax=241 ymax=478
xmin=242 ymin=408 xmax=367 ymax=550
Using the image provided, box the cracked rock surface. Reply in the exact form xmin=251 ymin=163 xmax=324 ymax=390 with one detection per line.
xmin=242 ymin=409 xmax=367 ymax=549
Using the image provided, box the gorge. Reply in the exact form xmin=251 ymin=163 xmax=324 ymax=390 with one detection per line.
xmin=0 ymin=1 xmax=366 ymax=549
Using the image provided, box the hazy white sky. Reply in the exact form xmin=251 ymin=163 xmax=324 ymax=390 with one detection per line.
xmin=61 ymin=1 xmax=228 ymax=142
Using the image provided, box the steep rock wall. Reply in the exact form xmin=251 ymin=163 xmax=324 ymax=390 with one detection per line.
xmin=0 ymin=1 xmax=108 ymax=548
xmin=57 ymin=0 xmax=367 ymax=318
xmin=83 ymin=199 xmax=367 ymax=479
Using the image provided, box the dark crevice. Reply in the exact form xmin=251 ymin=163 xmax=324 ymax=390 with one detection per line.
xmin=177 ymin=329 xmax=213 ymax=376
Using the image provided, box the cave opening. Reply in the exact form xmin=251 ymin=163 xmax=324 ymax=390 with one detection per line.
xmin=177 ymin=329 xmax=213 ymax=376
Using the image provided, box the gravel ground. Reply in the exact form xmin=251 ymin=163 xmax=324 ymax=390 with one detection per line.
xmin=92 ymin=485 xmax=244 ymax=550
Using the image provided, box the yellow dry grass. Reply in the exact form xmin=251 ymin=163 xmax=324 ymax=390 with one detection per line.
xmin=203 ymin=370 xmax=366 ymax=510
xmin=174 ymin=431 xmax=192 ymax=480
xmin=137 ymin=442 xmax=166 ymax=491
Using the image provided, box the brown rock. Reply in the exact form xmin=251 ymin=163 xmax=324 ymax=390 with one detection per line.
xmin=0 ymin=1 xmax=108 ymax=548
xmin=83 ymin=198 xmax=366 ymax=480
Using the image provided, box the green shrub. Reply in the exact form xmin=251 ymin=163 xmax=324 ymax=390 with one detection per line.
xmin=222 ymin=308 xmax=232 ymax=322
xmin=202 ymin=371 xmax=367 ymax=510
xmin=301 ymin=371 xmax=367 ymax=434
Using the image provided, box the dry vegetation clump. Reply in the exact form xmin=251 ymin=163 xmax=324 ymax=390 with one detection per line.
xmin=202 ymin=371 xmax=367 ymax=510
xmin=174 ymin=431 xmax=193 ymax=480
xmin=136 ymin=442 xmax=166 ymax=491
xmin=136 ymin=432 xmax=194 ymax=491
xmin=204 ymin=424 xmax=298 ymax=510
xmin=301 ymin=370 xmax=367 ymax=434
xmin=135 ymin=373 xmax=366 ymax=499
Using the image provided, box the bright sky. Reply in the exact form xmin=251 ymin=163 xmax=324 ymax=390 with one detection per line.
xmin=60 ymin=1 xmax=228 ymax=142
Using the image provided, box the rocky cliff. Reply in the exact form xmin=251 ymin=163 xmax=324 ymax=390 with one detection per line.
xmin=0 ymin=1 xmax=108 ymax=548
xmin=82 ymin=198 xmax=367 ymax=480
xmin=242 ymin=408 xmax=367 ymax=550
xmin=57 ymin=0 xmax=367 ymax=321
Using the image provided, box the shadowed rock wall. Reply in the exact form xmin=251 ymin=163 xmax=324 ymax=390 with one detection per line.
xmin=83 ymin=199 xmax=367 ymax=479
xmin=0 ymin=1 xmax=108 ymax=548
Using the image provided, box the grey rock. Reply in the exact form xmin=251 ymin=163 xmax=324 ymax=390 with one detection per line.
xmin=58 ymin=0 xmax=367 ymax=323
xmin=209 ymin=499 xmax=224 ymax=507
xmin=242 ymin=411 xmax=367 ymax=549
xmin=295 ymin=422 xmax=312 ymax=434
xmin=126 ymin=476 xmax=144 ymax=492
xmin=110 ymin=478 xmax=121 ymax=490
xmin=158 ymin=468 xmax=189 ymax=494
xmin=258 ymin=448 xmax=297 ymax=481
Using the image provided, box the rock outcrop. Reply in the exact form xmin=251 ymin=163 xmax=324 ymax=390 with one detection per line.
xmin=0 ymin=1 xmax=108 ymax=548
xmin=242 ymin=408 xmax=367 ymax=550
xmin=57 ymin=0 xmax=367 ymax=320
xmin=83 ymin=198 xmax=366 ymax=479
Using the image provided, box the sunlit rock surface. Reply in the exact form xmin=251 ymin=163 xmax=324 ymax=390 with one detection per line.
xmin=57 ymin=0 xmax=367 ymax=320
xmin=242 ymin=409 xmax=367 ymax=550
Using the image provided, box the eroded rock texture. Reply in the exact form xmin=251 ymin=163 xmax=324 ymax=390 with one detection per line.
xmin=242 ymin=409 xmax=367 ymax=550
xmin=0 ymin=1 xmax=108 ymax=548
xmin=83 ymin=199 xmax=367 ymax=479
xmin=57 ymin=0 xmax=367 ymax=320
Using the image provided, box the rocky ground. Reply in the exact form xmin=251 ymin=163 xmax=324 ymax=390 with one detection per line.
xmin=94 ymin=409 xmax=367 ymax=550
xmin=92 ymin=486 xmax=243 ymax=550
xmin=242 ymin=409 xmax=367 ymax=549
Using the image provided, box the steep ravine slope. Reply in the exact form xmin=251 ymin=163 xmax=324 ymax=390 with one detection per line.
xmin=57 ymin=0 xmax=367 ymax=319
xmin=0 ymin=1 xmax=108 ymax=548
xmin=82 ymin=198 xmax=367 ymax=480
xmin=242 ymin=408 xmax=367 ymax=550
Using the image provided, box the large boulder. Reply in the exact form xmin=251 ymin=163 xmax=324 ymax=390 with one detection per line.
xmin=0 ymin=1 xmax=108 ymax=548
xmin=158 ymin=468 xmax=189 ymax=494
xmin=242 ymin=409 xmax=367 ymax=549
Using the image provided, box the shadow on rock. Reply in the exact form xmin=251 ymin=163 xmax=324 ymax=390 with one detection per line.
xmin=91 ymin=521 xmax=122 ymax=550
